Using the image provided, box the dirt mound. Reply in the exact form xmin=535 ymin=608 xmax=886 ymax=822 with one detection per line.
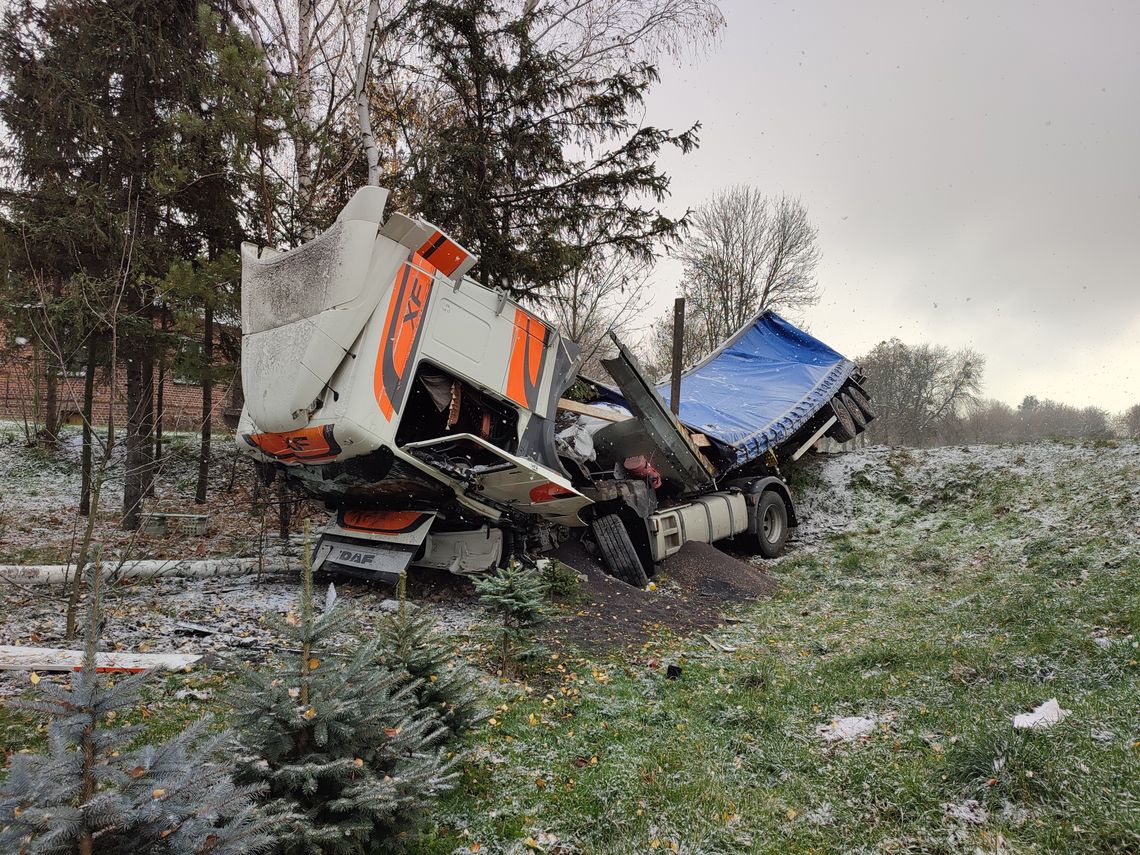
xmin=547 ymin=536 xmax=775 ymax=654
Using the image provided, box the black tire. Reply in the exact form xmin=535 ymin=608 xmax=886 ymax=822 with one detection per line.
xmin=738 ymin=491 xmax=789 ymax=559
xmin=841 ymin=392 xmax=867 ymax=430
xmin=827 ymin=398 xmax=857 ymax=442
xmin=846 ymin=386 xmax=877 ymax=421
xmin=591 ymin=513 xmax=649 ymax=587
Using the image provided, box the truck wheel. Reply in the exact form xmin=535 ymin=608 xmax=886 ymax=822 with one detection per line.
xmin=739 ymin=491 xmax=789 ymax=559
xmin=827 ymin=398 xmax=857 ymax=442
xmin=841 ymin=392 xmax=867 ymax=429
xmin=591 ymin=514 xmax=649 ymax=588
xmin=846 ymin=386 xmax=876 ymax=420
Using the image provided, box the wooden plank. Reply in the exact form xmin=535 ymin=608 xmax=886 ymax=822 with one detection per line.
xmin=791 ymin=416 xmax=838 ymax=462
xmin=688 ymin=432 xmax=711 ymax=448
xmin=556 ymin=398 xmax=631 ymax=422
xmin=0 ymin=645 xmax=202 ymax=674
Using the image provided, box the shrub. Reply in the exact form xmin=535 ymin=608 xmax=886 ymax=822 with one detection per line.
xmin=473 ymin=559 xmax=547 ymax=676
xmin=374 ymin=575 xmax=487 ymax=741
xmin=229 ymin=546 xmax=456 ymax=854
xmin=0 ymin=567 xmax=277 ymax=854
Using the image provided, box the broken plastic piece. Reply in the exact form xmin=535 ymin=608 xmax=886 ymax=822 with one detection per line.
xmin=623 ymin=455 xmax=662 ymax=489
xmin=1012 ymin=698 xmax=1070 ymax=730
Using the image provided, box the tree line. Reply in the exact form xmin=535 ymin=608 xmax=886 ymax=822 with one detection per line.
xmin=855 ymin=338 xmax=1139 ymax=447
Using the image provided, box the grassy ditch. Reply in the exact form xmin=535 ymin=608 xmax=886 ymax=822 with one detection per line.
xmin=412 ymin=443 xmax=1139 ymax=854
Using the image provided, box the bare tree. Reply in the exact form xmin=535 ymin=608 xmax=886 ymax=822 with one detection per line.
xmin=1123 ymin=403 xmax=1140 ymax=438
xmin=858 ymin=338 xmax=984 ymax=446
xmin=673 ymin=186 xmax=821 ymax=360
xmin=233 ymin=0 xmax=371 ymax=243
xmin=1016 ymin=396 xmax=1113 ymax=442
xmin=534 ymin=242 xmax=651 ymax=378
xmin=532 ymin=0 xmax=724 ymax=74
xmin=641 ymin=303 xmax=712 ymax=380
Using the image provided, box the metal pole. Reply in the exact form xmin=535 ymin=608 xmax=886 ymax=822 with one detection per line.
xmin=670 ymin=297 xmax=685 ymax=416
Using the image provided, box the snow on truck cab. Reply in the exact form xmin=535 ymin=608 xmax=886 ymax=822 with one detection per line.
xmin=237 ymin=186 xmax=875 ymax=587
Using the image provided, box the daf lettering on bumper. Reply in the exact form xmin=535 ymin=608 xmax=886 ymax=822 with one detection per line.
xmin=337 ymin=549 xmax=376 ymax=567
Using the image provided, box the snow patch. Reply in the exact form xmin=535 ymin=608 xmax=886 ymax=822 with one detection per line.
xmin=1012 ymin=698 xmax=1069 ymax=730
xmin=816 ymin=714 xmax=876 ymax=742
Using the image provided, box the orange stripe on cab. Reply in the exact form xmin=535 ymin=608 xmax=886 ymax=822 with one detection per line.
xmin=374 ymin=254 xmax=435 ymax=419
xmin=416 ymin=230 xmax=468 ymax=277
xmin=506 ymin=308 xmax=547 ymax=410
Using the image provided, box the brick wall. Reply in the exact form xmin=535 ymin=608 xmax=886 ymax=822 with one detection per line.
xmin=0 ymin=341 xmax=240 ymax=432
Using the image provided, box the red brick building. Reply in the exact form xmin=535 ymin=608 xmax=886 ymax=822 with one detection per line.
xmin=0 ymin=336 xmax=240 ymax=433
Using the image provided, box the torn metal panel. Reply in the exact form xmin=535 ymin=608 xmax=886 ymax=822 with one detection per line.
xmin=600 ymin=333 xmax=715 ymax=494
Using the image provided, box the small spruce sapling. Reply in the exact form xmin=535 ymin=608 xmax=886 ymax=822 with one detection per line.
xmin=0 ymin=561 xmax=277 ymax=855
xmin=375 ymin=572 xmax=487 ymax=741
xmin=472 ymin=559 xmax=547 ymax=676
xmin=229 ymin=534 xmax=456 ymax=854
xmin=536 ymin=558 xmax=581 ymax=599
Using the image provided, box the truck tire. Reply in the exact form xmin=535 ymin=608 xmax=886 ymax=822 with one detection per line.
xmin=846 ymin=386 xmax=876 ymax=420
xmin=827 ymin=398 xmax=857 ymax=442
xmin=591 ymin=514 xmax=649 ymax=588
xmin=841 ymin=392 xmax=867 ymax=429
xmin=739 ymin=491 xmax=789 ymax=559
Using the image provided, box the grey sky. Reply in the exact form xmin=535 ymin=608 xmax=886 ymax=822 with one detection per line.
xmin=642 ymin=0 xmax=1140 ymax=411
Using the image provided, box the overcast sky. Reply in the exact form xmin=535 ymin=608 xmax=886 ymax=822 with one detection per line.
xmin=641 ymin=0 xmax=1139 ymax=412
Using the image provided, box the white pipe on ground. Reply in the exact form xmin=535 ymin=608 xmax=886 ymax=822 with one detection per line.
xmin=0 ymin=557 xmax=301 ymax=586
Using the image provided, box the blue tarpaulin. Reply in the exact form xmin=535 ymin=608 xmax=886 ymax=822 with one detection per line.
xmin=657 ymin=311 xmax=855 ymax=468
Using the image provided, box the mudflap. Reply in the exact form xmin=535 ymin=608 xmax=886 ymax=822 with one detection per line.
xmin=313 ymin=510 xmax=436 ymax=583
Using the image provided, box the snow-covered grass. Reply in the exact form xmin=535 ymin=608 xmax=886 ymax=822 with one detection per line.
xmin=406 ymin=441 xmax=1139 ymax=854
xmin=2 ymin=439 xmax=1138 ymax=852
xmin=0 ymin=421 xmax=282 ymax=564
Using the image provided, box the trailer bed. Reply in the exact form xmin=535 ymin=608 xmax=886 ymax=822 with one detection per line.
xmin=655 ymin=311 xmax=865 ymax=469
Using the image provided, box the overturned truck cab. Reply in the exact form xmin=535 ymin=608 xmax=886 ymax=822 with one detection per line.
xmin=237 ymin=187 xmax=874 ymax=586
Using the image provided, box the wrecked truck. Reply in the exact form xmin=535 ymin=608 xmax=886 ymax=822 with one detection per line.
xmin=236 ymin=186 xmax=874 ymax=587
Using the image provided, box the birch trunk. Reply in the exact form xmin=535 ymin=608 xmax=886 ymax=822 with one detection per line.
xmin=355 ymin=0 xmax=383 ymax=186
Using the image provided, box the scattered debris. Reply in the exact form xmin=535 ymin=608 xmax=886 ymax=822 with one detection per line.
xmin=1012 ymin=698 xmax=1069 ymax=730
xmin=816 ymin=715 xmax=876 ymax=742
xmin=702 ymin=634 xmax=737 ymax=652
xmin=174 ymin=621 xmax=219 ymax=636
xmin=0 ymin=645 xmax=201 ymax=673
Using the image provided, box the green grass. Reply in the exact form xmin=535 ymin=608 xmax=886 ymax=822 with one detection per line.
xmin=3 ymin=442 xmax=1138 ymax=853
xmin=408 ymin=444 xmax=1140 ymax=854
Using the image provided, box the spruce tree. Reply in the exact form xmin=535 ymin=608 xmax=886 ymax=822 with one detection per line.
xmin=230 ymin=545 xmax=456 ymax=854
xmin=473 ymin=560 xmax=548 ymax=676
xmin=0 ymin=0 xmax=280 ymax=528
xmin=0 ymin=567 xmax=279 ymax=854
xmin=374 ymin=575 xmax=487 ymax=742
xmin=392 ymin=0 xmax=698 ymax=297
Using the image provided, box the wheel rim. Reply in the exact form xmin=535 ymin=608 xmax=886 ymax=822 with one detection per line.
xmin=762 ymin=504 xmax=783 ymax=543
